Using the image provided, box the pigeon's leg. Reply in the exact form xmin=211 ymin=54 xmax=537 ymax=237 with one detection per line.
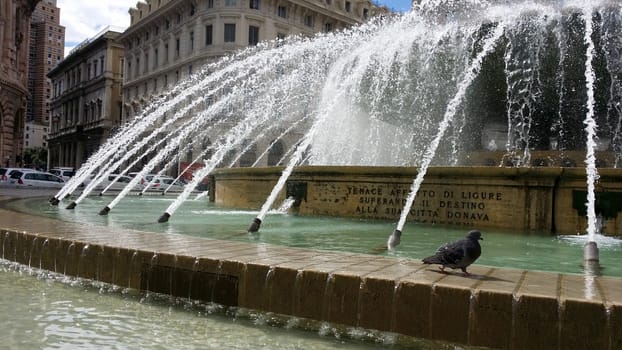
xmin=461 ymin=267 xmax=470 ymax=276
xmin=439 ymin=266 xmax=447 ymax=273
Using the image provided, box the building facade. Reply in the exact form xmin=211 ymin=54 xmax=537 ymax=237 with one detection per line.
xmin=0 ymin=0 xmax=40 ymax=167
xmin=47 ymin=28 xmax=124 ymax=169
xmin=26 ymin=0 xmax=65 ymax=149
xmin=119 ymin=0 xmax=387 ymax=116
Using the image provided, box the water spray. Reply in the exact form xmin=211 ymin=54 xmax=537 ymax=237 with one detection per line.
xmin=386 ymin=23 xmax=506 ymax=249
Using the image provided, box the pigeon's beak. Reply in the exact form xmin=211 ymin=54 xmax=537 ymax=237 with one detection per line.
xmin=479 ymin=237 xmax=483 ymax=240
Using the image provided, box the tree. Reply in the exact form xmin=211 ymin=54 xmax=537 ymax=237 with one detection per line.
xmin=23 ymin=146 xmax=47 ymax=170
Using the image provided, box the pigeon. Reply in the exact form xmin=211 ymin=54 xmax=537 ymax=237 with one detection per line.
xmin=422 ymin=230 xmax=483 ymax=276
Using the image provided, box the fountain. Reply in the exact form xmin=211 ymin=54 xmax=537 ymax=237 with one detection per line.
xmin=4 ymin=0 xmax=622 ymax=348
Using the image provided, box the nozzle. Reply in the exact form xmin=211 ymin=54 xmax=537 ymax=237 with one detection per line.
xmin=584 ymin=241 xmax=599 ymax=262
xmin=66 ymin=201 xmax=77 ymax=210
xmin=248 ymin=217 xmax=262 ymax=233
xmin=158 ymin=212 xmax=171 ymax=223
xmin=387 ymin=229 xmax=402 ymax=250
xmin=49 ymin=197 xmax=60 ymax=206
xmin=99 ymin=206 xmax=111 ymax=216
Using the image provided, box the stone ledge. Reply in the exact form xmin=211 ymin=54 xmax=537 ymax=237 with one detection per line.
xmin=1 ymin=208 xmax=622 ymax=349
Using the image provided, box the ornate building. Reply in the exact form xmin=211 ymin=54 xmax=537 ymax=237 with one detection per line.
xmin=119 ymin=0 xmax=388 ymax=117
xmin=47 ymin=28 xmax=125 ymax=169
xmin=0 ymin=0 xmax=40 ymax=167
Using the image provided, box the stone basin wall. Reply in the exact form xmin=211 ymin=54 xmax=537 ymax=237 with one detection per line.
xmin=212 ymin=166 xmax=622 ymax=235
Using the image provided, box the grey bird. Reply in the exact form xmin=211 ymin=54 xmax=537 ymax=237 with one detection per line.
xmin=422 ymin=230 xmax=483 ymax=276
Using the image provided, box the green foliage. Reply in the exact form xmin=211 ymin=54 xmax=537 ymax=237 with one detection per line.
xmin=23 ymin=146 xmax=47 ymax=169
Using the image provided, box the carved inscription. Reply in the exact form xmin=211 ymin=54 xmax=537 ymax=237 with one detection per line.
xmin=344 ymin=184 xmax=504 ymax=226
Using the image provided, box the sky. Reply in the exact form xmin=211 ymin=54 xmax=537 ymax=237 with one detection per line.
xmin=57 ymin=0 xmax=413 ymax=57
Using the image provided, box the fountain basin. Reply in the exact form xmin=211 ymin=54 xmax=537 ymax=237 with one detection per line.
xmin=1 ymin=205 xmax=622 ymax=350
xmin=212 ymin=166 xmax=622 ymax=236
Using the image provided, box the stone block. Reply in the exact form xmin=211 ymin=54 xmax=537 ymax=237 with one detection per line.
xmin=240 ymin=263 xmax=271 ymax=310
xmin=512 ymin=294 xmax=559 ymax=350
xmin=358 ymin=277 xmax=395 ymax=331
xmin=96 ymin=245 xmax=115 ymax=284
xmin=469 ymin=290 xmax=513 ymax=349
xmin=292 ymin=270 xmax=328 ymax=320
xmin=39 ymin=237 xmax=58 ymax=272
xmin=610 ymin=302 xmax=622 ymax=350
xmin=266 ymin=266 xmax=298 ymax=315
xmin=76 ymin=243 xmax=100 ymax=280
xmin=560 ymin=298 xmax=607 ymax=350
xmin=429 ymin=284 xmax=471 ymax=344
xmin=392 ymin=281 xmax=432 ymax=338
xmin=324 ymin=273 xmax=361 ymax=326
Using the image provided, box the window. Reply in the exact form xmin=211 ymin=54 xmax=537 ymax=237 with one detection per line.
xmin=190 ymin=5 xmax=195 ymax=15
xmin=363 ymin=8 xmax=369 ymax=19
xmin=249 ymin=0 xmax=259 ymax=9
xmin=175 ymin=38 xmax=180 ymax=57
xmin=277 ymin=6 xmax=287 ymax=18
xmin=345 ymin=1 xmax=351 ymax=12
xmin=100 ymin=57 xmax=104 ymax=74
xmin=164 ymin=43 xmax=169 ymax=62
xmin=248 ymin=26 xmax=259 ymax=46
xmin=189 ymin=65 xmax=193 ymax=75
xmin=325 ymin=0 xmax=331 ymax=4
xmin=208 ymin=0 xmax=214 ymax=8
xmin=324 ymin=23 xmax=333 ymax=32
xmin=155 ymin=26 xmax=159 ymax=35
xmin=94 ymin=60 xmax=98 ymax=76
xmin=304 ymin=15 xmax=313 ymax=27
xmin=225 ymin=0 xmax=236 ymax=6
xmin=224 ymin=24 xmax=236 ymax=43
xmin=205 ymin=25 xmax=213 ymax=45
xmin=166 ymin=19 xmax=170 ymax=29
xmin=144 ymin=52 xmax=149 ymax=72
xmin=154 ymin=48 xmax=158 ymax=68
xmin=189 ymin=31 xmax=194 ymax=52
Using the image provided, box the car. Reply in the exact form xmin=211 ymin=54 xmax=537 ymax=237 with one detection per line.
xmin=82 ymin=173 xmax=144 ymax=192
xmin=143 ymin=175 xmax=185 ymax=192
xmin=0 ymin=167 xmax=32 ymax=182
xmin=9 ymin=170 xmax=65 ymax=188
xmin=157 ymin=177 xmax=186 ymax=192
xmin=49 ymin=167 xmax=75 ymax=181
